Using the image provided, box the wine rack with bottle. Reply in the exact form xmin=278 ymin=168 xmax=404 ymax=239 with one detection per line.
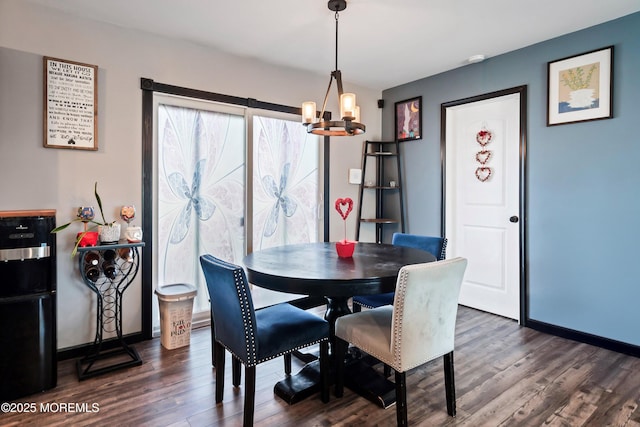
xmin=76 ymin=241 xmax=144 ymax=379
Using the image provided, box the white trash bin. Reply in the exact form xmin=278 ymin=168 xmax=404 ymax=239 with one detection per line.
xmin=155 ymin=283 xmax=197 ymax=349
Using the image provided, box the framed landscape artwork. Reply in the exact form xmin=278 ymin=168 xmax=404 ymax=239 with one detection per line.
xmin=395 ymin=96 xmax=422 ymax=142
xmin=547 ymin=46 xmax=613 ymax=126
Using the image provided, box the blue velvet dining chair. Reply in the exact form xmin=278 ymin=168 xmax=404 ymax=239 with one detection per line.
xmin=352 ymin=233 xmax=447 ymax=312
xmin=200 ymin=254 xmax=330 ymax=427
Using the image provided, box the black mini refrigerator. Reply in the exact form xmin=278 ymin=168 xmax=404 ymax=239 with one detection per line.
xmin=0 ymin=210 xmax=57 ymax=401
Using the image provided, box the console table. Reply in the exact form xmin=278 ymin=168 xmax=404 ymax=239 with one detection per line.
xmin=76 ymin=241 xmax=144 ymax=380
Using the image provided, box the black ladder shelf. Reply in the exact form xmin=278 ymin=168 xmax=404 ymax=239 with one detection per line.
xmin=355 ymin=140 xmax=405 ymax=243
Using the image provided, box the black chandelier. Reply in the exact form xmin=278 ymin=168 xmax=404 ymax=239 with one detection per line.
xmin=302 ymin=0 xmax=365 ymax=136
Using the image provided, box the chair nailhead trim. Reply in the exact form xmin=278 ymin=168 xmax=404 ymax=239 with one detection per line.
xmin=353 ymin=297 xmax=378 ymax=310
xmin=233 ymin=268 xmax=258 ymax=364
xmin=392 ymin=268 xmax=409 ymax=369
xmin=440 ymin=238 xmax=448 ymax=261
xmin=228 ymin=265 xmax=329 ymax=368
xmin=219 ymin=338 xmax=329 ymax=368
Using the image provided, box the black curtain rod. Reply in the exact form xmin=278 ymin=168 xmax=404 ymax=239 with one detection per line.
xmin=140 ymin=78 xmax=303 ymax=116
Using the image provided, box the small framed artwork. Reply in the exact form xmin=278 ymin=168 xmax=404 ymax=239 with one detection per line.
xmin=395 ymin=96 xmax=422 ymax=142
xmin=43 ymin=56 xmax=98 ymax=150
xmin=547 ymin=46 xmax=613 ymax=126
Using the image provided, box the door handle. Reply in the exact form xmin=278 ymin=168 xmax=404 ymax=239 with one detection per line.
xmin=509 ymin=216 xmax=519 ymax=223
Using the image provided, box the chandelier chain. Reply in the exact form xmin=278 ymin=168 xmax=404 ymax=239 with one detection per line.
xmin=334 ymin=10 xmax=339 ymax=71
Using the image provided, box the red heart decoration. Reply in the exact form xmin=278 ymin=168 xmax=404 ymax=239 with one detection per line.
xmin=475 ymin=167 xmax=492 ymax=182
xmin=475 ymin=150 xmax=492 ymax=165
xmin=335 ymin=198 xmax=353 ymax=220
xmin=476 ymin=129 xmax=493 ymax=146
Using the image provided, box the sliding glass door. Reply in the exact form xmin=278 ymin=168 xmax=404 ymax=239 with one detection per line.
xmin=156 ymin=99 xmax=246 ymax=315
xmin=153 ymin=95 xmax=321 ymax=329
xmin=252 ymin=114 xmax=320 ymax=251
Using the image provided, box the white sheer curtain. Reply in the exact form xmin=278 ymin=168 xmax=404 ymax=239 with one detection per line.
xmin=157 ymin=102 xmax=245 ymax=315
xmin=252 ymin=115 xmax=320 ymax=250
xmin=154 ymin=100 xmax=321 ymax=328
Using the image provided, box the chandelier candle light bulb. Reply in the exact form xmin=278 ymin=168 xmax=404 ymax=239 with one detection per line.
xmin=302 ymin=101 xmax=317 ymax=124
xmin=340 ymin=93 xmax=356 ymax=119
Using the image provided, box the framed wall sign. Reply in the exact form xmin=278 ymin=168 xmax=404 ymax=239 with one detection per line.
xmin=43 ymin=57 xmax=98 ymax=150
xmin=395 ymin=96 xmax=422 ymax=142
xmin=547 ymin=46 xmax=613 ymax=126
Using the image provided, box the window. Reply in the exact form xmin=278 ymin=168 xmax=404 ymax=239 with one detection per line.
xmin=252 ymin=114 xmax=320 ymax=250
xmin=152 ymin=95 xmax=321 ymax=332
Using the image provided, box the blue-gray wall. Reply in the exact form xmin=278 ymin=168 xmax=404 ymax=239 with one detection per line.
xmin=382 ymin=12 xmax=640 ymax=347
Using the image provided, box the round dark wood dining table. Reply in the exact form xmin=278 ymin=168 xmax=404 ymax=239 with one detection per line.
xmin=243 ymin=242 xmax=436 ymax=329
xmin=243 ymin=241 xmax=436 ymax=406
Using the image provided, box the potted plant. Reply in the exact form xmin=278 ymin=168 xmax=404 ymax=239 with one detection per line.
xmin=51 ymin=182 xmax=121 ymax=255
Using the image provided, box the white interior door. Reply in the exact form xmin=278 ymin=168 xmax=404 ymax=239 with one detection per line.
xmin=445 ymin=92 xmax=521 ymax=321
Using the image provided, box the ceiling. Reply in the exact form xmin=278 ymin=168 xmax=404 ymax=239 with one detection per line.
xmin=23 ymin=0 xmax=640 ymax=90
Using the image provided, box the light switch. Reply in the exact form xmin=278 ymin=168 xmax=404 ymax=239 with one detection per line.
xmin=348 ymin=168 xmax=362 ymax=185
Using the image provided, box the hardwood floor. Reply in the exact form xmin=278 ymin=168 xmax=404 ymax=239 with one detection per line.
xmin=3 ymin=306 xmax=640 ymax=426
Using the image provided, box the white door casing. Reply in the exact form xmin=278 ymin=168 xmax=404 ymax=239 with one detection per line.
xmin=444 ymin=91 xmax=523 ymax=321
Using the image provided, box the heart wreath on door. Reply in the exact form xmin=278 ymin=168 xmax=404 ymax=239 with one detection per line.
xmin=476 ymin=129 xmax=493 ymax=146
xmin=475 ymin=127 xmax=493 ymax=182
xmin=475 ymin=167 xmax=492 ymax=182
xmin=475 ymin=150 xmax=492 ymax=165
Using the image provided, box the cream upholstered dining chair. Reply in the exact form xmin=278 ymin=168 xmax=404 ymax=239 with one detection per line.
xmin=334 ymin=257 xmax=467 ymax=426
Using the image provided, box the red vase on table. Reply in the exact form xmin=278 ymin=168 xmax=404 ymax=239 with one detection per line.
xmin=336 ymin=239 xmax=356 ymax=258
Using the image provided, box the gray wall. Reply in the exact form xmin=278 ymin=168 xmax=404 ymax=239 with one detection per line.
xmin=382 ymin=12 xmax=640 ymax=346
xmin=0 ymin=48 xmax=59 ymax=208
xmin=0 ymin=0 xmax=382 ymax=349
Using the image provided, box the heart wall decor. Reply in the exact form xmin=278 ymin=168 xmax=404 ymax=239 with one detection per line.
xmin=475 ymin=167 xmax=492 ymax=182
xmin=475 ymin=150 xmax=492 ymax=165
xmin=475 ymin=126 xmax=494 ymax=182
xmin=335 ymin=198 xmax=353 ymax=220
xmin=476 ymin=129 xmax=493 ymax=146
